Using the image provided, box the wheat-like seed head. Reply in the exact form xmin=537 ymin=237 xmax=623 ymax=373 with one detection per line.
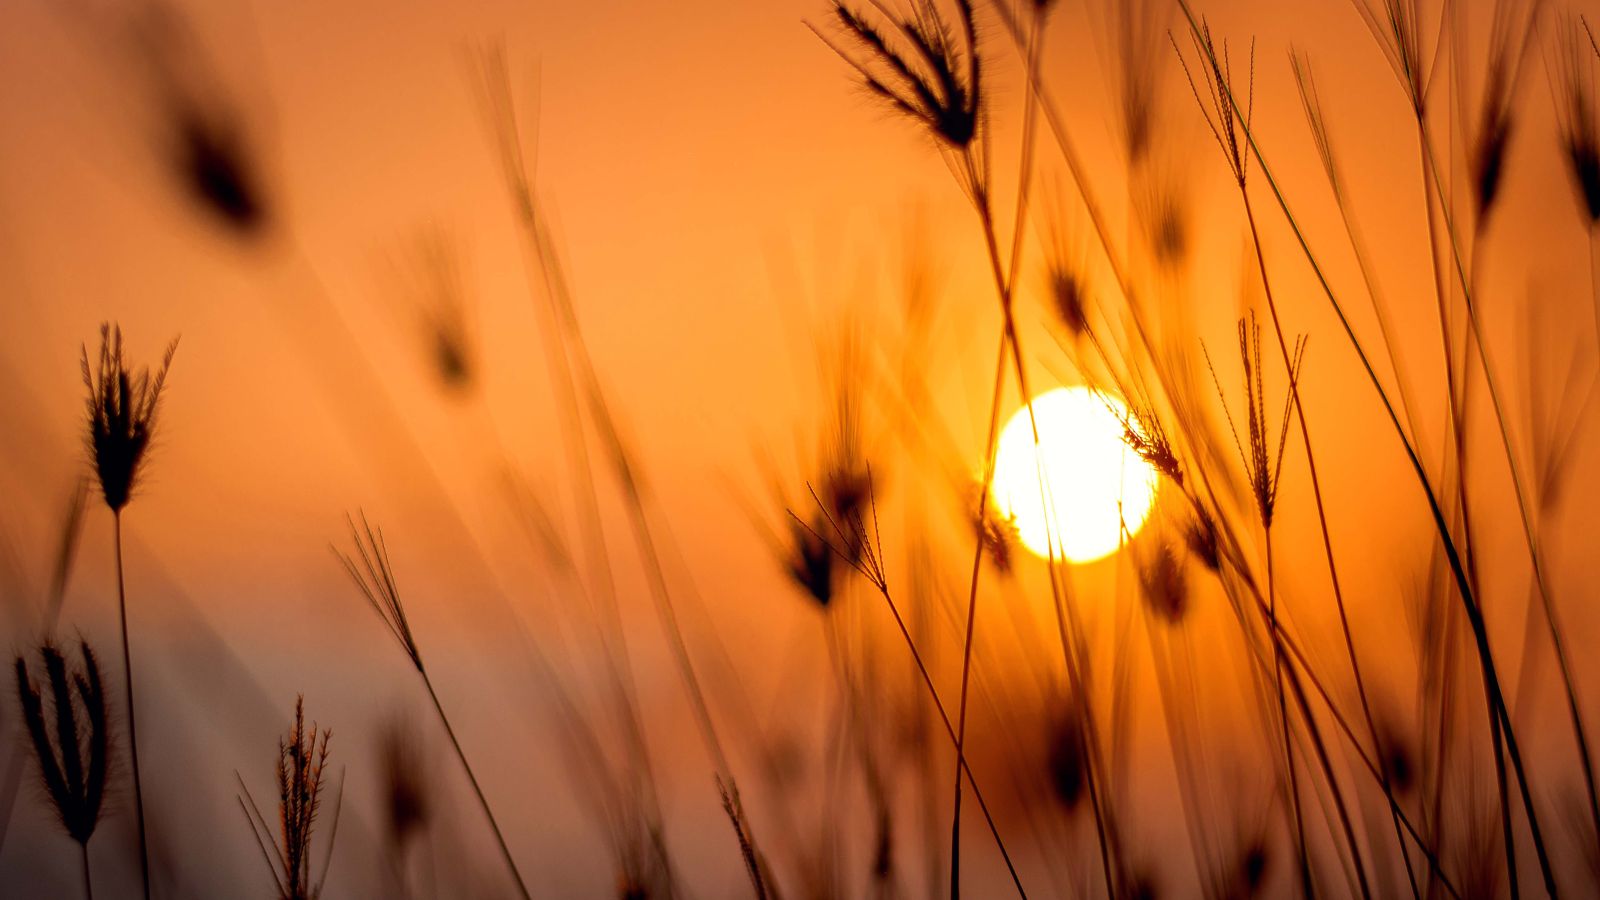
xmin=81 ymin=324 xmax=179 ymax=513
xmin=14 ymin=640 xmax=109 ymax=847
xmin=1204 ymin=313 xmax=1305 ymax=531
xmin=815 ymin=1 xmax=981 ymax=151
xmin=1553 ymin=13 xmax=1600 ymax=225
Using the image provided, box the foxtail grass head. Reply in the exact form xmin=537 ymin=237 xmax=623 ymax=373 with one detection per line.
xmin=81 ymin=325 xmax=178 ymax=513
xmin=1183 ymin=505 xmax=1222 ymax=572
xmin=1046 ymin=261 xmax=1090 ymax=339
xmin=15 ymin=640 xmax=109 ymax=847
xmin=1045 ymin=698 xmax=1087 ymax=810
xmin=1205 ymin=313 xmax=1304 ymax=531
xmin=239 ymin=696 xmax=340 ymax=900
xmin=334 ymin=513 xmax=422 ymax=672
xmin=1464 ymin=0 xmax=1540 ymax=221
xmin=1137 ymin=542 xmax=1189 ymax=624
xmin=173 ymin=104 xmax=269 ymax=237
xmin=1553 ymin=13 xmax=1600 ymax=226
xmin=1115 ymin=399 xmax=1183 ymax=488
xmin=815 ymin=0 xmax=982 ymax=151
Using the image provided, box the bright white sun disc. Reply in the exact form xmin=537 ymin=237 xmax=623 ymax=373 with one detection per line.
xmin=990 ymin=387 xmax=1159 ymax=563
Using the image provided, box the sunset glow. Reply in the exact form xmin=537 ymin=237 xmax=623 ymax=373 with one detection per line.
xmin=990 ymin=387 xmax=1159 ymax=563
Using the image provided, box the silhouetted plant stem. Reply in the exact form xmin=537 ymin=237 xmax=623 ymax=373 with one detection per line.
xmin=949 ymin=134 xmax=1120 ymax=899
xmin=81 ymin=842 xmax=94 ymax=900
xmin=947 ymin=324 xmax=1005 ymax=900
xmin=419 ymin=672 xmax=532 ymax=900
xmin=873 ymin=576 xmax=1026 ymax=898
xmin=1241 ymin=191 xmax=1380 ymax=900
xmin=1264 ymin=532 xmax=1313 ymax=897
xmin=1173 ymin=471 xmax=1462 ymax=898
xmin=1415 ymin=122 xmax=1573 ymax=897
xmin=113 ymin=514 xmax=152 ymax=900
xmin=1167 ymin=7 xmax=1555 ymax=894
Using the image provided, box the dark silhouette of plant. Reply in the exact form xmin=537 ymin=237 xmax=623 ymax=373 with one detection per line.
xmin=238 ymin=696 xmax=342 ymax=900
xmin=81 ymin=323 xmax=176 ymax=900
xmin=15 ymin=640 xmax=108 ymax=900
xmin=335 ymin=513 xmax=533 ymax=900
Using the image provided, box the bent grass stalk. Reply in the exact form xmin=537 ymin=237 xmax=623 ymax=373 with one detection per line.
xmin=335 ymin=516 xmax=533 ymax=900
xmin=81 ymin=325 xmax=175 ymax=900
xmin=795 ymin=473 xmax=1030 ymax=897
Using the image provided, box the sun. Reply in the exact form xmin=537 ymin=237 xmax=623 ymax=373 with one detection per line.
xmin=990 ymin=387 xmax=1160 ymax=563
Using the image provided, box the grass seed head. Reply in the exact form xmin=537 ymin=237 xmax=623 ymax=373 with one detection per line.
xmin=1183 ymin=505 xmax=1222 ymax=572
xmin=1138 ymin=542 xmax=1189 ymax=624
xmin=377 ymin=714 xmax=430 ymax=850
xmin=240 ymin=696 xmax=338 ymax=900
xmin=819 ymin=0 xmax=982 ymax=150
xmin=1205 ymin=313 xmax=1303 ymax=531
xmin=334 ymin=513 xmax=422 ymax=671
xmin=786 ymin=515 xmax=837 ymax=608
xmin=81 ymin=324 xmax=179 ymax=513
xmin=1045 ymin=699 xmax=1087 ymax=810
xmin=174 ymin=105 xmax=269 ymax=236
xmin=14 ymin=640 xmax=109 ymax=847
xmin=1554 ymin=14 xmax=1600 ymax=225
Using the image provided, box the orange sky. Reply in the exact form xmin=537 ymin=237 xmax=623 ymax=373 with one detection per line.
xmin=2 ymin=0 xmax=1599 ymax=896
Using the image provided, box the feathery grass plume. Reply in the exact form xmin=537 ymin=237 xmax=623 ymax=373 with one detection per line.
xmin=393 ymin=228 xmax=476 ymax=393
xmin=1039 ymin=199 xmax=1094 ymax=339
xmin=1182 ymin=506 xmax=1222 ymax=572
xmin=238 ymin=696 xmax=342 ymax=900
xmin=335 ymin=514 xmax=421 ymax=672
xmin=815 ymin=0 xmax=981 ymax=153
xmin=793 ymin=458 xmax=890 ymax=598
xmin=82 ymin=325 xmax=178 ymax=514
xmin=15 ymin=640 xmax=107 ymax=900
xmin=334 ymin=514 xmax=533 ymax=900
xmin=1137 ymin=542 xmax=1188 ymax=625
xmin=1112 ymin=397 xmax=1183 ymax=488
xmin=82 ymin=323 xmax=175 ymax=900
xmin=1462 ymin=0 xmax=1542 ymax=221
xmin=1205 ymin=314 xmax=1303 ymax=531
xmin=1046 ymin=261 xmax=1089 ymax=339
xmin=1137 ymin=168 xmax=1191 ymax=269
xmin=1350 ymin=0 xmax=1434 ymax=115
xmin=1552 ymin=13 xmax=1600 ymax=226
xmin=1172 ymin=22 xmax=1254 ymax=188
